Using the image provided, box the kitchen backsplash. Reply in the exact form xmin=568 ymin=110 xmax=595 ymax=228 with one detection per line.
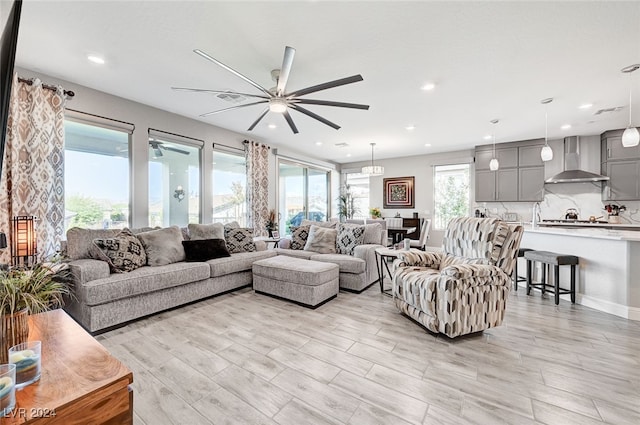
xmin=475 ymin=182 xmax=640 ymax=224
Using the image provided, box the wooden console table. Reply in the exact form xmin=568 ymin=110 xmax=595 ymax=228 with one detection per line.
xmin=3 ymin=309 xmax=133 ymax=424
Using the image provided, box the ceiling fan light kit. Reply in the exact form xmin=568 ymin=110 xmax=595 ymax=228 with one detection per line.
xmin=175 ymin=46 xmax=369 ymax=134
xmin=541 ymin=97 xmax=554 ymax=161
xmin=362 ymin=143 xmax=384 ymax=176
xmin=621 ymin=64 xmax=640 ymax=148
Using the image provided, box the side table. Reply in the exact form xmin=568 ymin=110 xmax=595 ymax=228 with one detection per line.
xmin=253 ymin=237 xmax=282 ymax=249
xmin=375 ymin=247 xmax=422 ymax=296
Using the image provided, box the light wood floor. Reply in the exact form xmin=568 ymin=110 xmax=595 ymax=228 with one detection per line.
xmin=98 ymin=284 xmax=640 ymax=425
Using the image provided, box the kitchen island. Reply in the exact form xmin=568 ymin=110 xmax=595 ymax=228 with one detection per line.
xmin=521 ymin=225 xmax=640 ymax=321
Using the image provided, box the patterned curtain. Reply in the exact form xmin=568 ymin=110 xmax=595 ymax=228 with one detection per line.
xmin=0 ymin=75 xmax=66 ymax=264
xmin=244 ymin=140 xmax=269 ymax=236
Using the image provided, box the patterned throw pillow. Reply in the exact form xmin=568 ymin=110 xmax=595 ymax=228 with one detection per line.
xmin=336 ymin=223 xmax=366 ymax=255
xmin=290 ymin=225 xmax=310 ymax=250
xmin=92 ymin=228 xmax=147 ymax=273
xmin=225 ymin=228 xmax=256 ymax=253
xmin=303 ymin=225 xmax=337 ymax=254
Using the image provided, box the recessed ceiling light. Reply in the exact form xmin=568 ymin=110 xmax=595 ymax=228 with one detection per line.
xmin=315 ymin=141 xmax=322 ymax=146
xmin=578 ymin=103 xmax=593 ymax=109
xmin=267 ymin=123 xmax=277 ymax=129
xmin=346 ymin=153 xmax=352 ymax=157
xmin=483 ymin=135 xmax=492 ymax=140
xmin=405 ymin=125 xmax=416 ymax=131
xmin=421 ymin=83 xmax=436 ymax=91
xmin=424 ymin=143 xmax=432 ymax=147
xmin=561 ymin=124 xmax=572 ymax=130
xmin=87 ymin=55 xmax=105 ymax=65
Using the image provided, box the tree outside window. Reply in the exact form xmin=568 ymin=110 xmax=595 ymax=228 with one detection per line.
xmin=433 ymin=164 xmax=470 ymax=230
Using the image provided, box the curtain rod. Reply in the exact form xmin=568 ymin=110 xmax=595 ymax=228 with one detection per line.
xmin=212 ymin=142 xmax=244 ymax=152
xmin=18 ymin=77 xmax=75 ymax=98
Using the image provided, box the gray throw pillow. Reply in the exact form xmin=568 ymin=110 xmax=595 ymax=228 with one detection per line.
xmin=188 ymin=223 xmax=225 ymax=240
xmin=336 ymin=223 xmax=366 ymax=255
xmin=136 ymin=226 xmax=186 ymax=266
xmin=363 ymin=223 xmax=383 ymax=245
xmin=92 ymin=228 xmax=147 ymax=273
xmin=290 ymin=225 xmax=310 ymax=250
xmin=304 ymin=225 xmax=337 ymax=254
xmin=225 ymin=228 xmax=256 ymax=253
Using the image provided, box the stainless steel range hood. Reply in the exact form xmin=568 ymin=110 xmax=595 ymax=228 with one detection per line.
xmin=545 ymin=136 xmax=610 ymax=183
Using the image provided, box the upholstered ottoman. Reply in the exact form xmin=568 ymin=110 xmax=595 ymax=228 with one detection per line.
xmin=252 ymin=255 xmax=339 ymax=308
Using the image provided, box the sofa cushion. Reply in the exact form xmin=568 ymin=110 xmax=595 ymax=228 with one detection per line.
xmin=182 ymin=238 xmax=230 ymax=262
xmin=225 ymin=228 xmax=256 ymax=253
xmin=188 ymin=223 xmax=225 ymax=240
xmin=92 ymin=228 xmax=147 ymax=273
xmin=304 ymin=225 xmax=337 ymax=254
xmin=336 ymin=223 xmax=365 ymax=255
xmin=309 ymin=254 xmax=366 ymax=274
xmin=66 ymin=227 xmax=156 ymax=260
xmin=207 ymin=250 xmax=276 ymax=277
xmin=136 ymin=226 xmax=186 ymax=266
xmin=290 ymin=225 xmax=310 ymax=250
xmin=273 ymin=248 xmax=315 ymax=260
xmin=79 ymin=262 xmax=211 ymax=306
xmin=253 ymin=255 xmax=338 ymax=286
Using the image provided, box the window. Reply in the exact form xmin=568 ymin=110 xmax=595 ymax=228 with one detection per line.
xmin=64 ymin=120 xmax=130 ymax=230
xmin=433 ymin=164 xmax=470 ymax=230
xmin=148 ymin=136 xmax=201 ymax=227
xmin=212 ymin=150 xmax=247 ymax=226
xmin=345 ymin=172 xmax=370 ymax=219
xmin=278 ymin=160 xmax=329 ymax=235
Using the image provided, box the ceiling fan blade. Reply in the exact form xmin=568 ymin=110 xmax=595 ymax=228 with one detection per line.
xmin=200 ymin=100 xmax=269 ymax=117
xmin=171 ymin=87 xmax=270 ymax=99
xmin=248 ymin=107 xmax=270 ymax=131
xmin=193 ymin=49 xmax=273 ymax=97
xmin=289 ymin=104 xmax=341 ymax=130
xmin=276 ymin=46 xmax=296 ymax=96
xmin=282 ymin=110 xmax=299 ymax=134
xmin=163 ymin=146 xmax=191 ymax=155
xmin=293 ymin=98 xmax=370 ymax=110
xmin=287 ymin=74 xmax=364 ymax=98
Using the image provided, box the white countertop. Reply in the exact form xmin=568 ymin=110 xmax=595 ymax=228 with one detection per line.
xmin=524 ymin=224 xmax=640 ymax=241
xmin=537 ymin=222 xmax=640 ymax=229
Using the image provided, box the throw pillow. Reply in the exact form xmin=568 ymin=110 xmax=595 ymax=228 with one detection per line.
xmin=290 ymin=225 xmax=310 ymax=250
xmin=92 ymin=228 xmax=147 ymax=273
xmin=225 ymin=228 xmax=256 ymax=253
xmin=336 ymin=223 xmax=365 ymax=255
xmin=182 ymin=239 xmax=230 ymax=262
xmin=363 ymin=223 xmax=383 ymax=245
xmin=188 ymin=223 xmax=225 ymax=240
xmin=303 ymin=225 xmax=337 ymax=254
xmin=136 ymin=226 xmax=186 ymax=266
xmin=301 ymin=219 xmax=336 ymax=229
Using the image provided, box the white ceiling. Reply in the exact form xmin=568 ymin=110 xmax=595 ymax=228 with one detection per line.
xmin=12 ymin=0 xmax=640 ymax=164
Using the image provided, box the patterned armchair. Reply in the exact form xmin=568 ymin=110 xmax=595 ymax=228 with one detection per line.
xmin=392 ymin=217 xmax=523 ymax=338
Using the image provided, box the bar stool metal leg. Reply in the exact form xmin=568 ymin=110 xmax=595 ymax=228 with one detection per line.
xmin=571 ymin=265 xmax=576 ymax=303
xmin=554 ymin=264 xmax=560 ymax=305
xmin=526 ymin=259 xmax=532 ymax=295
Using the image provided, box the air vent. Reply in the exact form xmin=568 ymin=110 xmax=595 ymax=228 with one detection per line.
xmin=334 ymin=142 xmax=349 ymax=148
xmin=216 ymin=92 xmax=246 ymax=103
xmin=594 ymin=106 xmax=624 ymax=115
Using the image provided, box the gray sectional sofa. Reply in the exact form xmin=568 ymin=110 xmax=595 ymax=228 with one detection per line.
xmin=63 ymin=226 xmax=275 ymax=333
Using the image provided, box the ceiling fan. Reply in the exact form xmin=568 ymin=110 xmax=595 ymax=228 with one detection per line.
xmin=149 ymin=140 xmax=190 ymax=157
xmin=172 ymin=46 xmax=369 ymax=134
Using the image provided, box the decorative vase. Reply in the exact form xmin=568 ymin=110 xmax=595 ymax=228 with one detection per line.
xmin=268 ymin=229 xmax=273 ymax=237
xmin=1 ymin=310 xmax=29 ymax=364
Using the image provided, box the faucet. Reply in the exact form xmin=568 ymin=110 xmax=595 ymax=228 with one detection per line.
xmin=532 ymin=202 xmax=541 ymax=228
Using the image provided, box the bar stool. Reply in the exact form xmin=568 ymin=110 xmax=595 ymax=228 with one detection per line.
xmin=524 ymin=250 xmax=578 ymax=305
xmin=512 ymin=248 xmax=532 ymax=291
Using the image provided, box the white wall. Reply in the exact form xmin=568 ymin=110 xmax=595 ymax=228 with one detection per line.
xmin=342 ymin=149 xmax=474 ymax=247
xmin=16 ymin=67 xmax=338 ymax=228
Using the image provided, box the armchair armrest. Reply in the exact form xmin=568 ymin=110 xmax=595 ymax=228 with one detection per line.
xmin=395 ymin=251 xmax=443 ymax=269
xmin=440 ymin=263 xmax=506 ymax=282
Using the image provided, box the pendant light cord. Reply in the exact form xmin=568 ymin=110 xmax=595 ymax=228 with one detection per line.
xmin=629 ymin=72 xmax=633 ymax=127
xmin=545 ymin=103 xmax=549 ymax=146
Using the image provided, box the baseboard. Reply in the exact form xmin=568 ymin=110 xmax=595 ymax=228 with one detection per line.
xmin=575 ymin=294 xmax=640 ymax=321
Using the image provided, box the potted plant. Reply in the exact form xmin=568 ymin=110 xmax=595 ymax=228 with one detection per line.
xmin=265 ymin=209 xmax=278 ymax=237
xmin=337 ymin=185 xmax=359 ymax=221
xmin=0 ymin=260 xmax=71 ymax=363
xmin=370 ymin=207 xmax=382 ymax=219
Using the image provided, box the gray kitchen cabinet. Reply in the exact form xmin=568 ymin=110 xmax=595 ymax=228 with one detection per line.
xmin=518 ymin=166 xmax=545 ymax=201
xmin=604 ymin=160 xmax=640 ymax=200
xmin=518 ymin=144 xmax=545 ymax=167
xmin=604 ymin=135 xmax=640 ymax=161
xmin=475 ymin=170 xmax=496 ymax=201
xmin=475 ymin=147 xmax=518 ymax=170
xmin=496 ymin=168 xmax=518 ymax=201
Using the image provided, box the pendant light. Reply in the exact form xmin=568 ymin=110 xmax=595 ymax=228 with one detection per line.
xmin=362 ymin=142 xmax=384 ymax=176
xmin=540 ymin=98 xmax=554 ymax=161
xmin=621 ymin=64 xmax=640 ymax=148
xmin=489 ymin=119 xmax=499 ymax=171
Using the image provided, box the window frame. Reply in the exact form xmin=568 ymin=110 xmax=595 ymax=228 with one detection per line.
xmin=433 ymin=163 xmax=471 ymax=230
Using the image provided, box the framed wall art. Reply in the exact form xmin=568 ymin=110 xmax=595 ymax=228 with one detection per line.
xmin=383 ymin=176 xmax=415 ymax=209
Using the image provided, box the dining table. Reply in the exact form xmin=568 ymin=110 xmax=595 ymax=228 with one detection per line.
xmin=386 ymin=226 xmax=417 ymax=245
